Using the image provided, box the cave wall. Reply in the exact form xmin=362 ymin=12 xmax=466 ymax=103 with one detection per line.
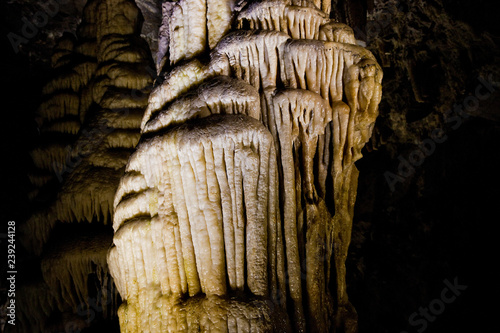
xmin=2 ymin=0 xmax=499 ymax=332
xmin=346 ymin=1 xmax=500 ymax=332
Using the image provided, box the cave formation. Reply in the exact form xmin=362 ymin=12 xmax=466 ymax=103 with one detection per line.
xmin=11 ymin=0 xmax=382 ymax=331
xmin=4 ymin=0 xmax=500 ymax=332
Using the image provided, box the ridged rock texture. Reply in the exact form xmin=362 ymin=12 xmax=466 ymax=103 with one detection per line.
xmin=108 ymin=0 xmax=382 ymax=332
xmin=19 ymin=0 xmax=154 ymax=331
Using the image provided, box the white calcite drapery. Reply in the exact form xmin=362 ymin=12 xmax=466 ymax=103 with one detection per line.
xmin=109 ymin=0 xmax=382 ymax=332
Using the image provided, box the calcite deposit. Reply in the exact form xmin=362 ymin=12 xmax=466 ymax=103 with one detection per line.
xmin=108 ymin=0 xmax=382 ymax=332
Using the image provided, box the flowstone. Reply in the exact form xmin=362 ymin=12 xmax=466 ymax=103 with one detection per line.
xmin=109 ymin=0 xmax=382 ymax=332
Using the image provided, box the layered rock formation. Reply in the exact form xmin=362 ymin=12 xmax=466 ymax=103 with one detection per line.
xmin=18 ymin=0 xmax=153 ymax=331
xmin=108 ymin=0 xmax=382 ymax=332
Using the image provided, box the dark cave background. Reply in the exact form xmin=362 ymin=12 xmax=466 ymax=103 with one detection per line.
xmin=2 ymin=0 xmax=499 ymax=332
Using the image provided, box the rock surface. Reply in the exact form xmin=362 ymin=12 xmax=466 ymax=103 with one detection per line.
xmin=3 ymin=0 xmax=499 ymax=332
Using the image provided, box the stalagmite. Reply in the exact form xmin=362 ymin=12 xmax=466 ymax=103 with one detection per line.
xmin=28 ymin=31 xmax=97 ymax=189
xmin=21 ymin=0 xmax=383 ymax=331
xmin=22 ymin=0 xmax=155 ymax=331
xmin=109 ymin=0 xmax=382 ymax=332
xmin=24 ymin=0 xmax=154 ymax=254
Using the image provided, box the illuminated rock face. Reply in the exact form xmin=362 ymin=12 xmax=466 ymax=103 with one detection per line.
xmin=108 ymin=0 xmax=382 ymax=332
